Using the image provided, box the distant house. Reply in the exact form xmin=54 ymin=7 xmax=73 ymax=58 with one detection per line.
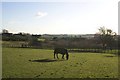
xmin=2 ymin=33 xmax=13 ymax=36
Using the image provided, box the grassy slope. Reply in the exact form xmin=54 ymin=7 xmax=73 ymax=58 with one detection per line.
xmin=2 ymin=48 xmax=118 ymax=78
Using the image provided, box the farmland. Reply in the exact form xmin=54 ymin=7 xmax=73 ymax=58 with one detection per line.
xmin=2 ymin=47 xmax=118 ymax=78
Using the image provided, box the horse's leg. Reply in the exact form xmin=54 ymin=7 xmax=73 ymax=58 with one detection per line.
xmin=66 ymin=53 xmax=69 ymax=60
xmin=62 ymin=54 xmax=64 ymax=59
xmin=56 ymin=53 xmax=59 ymax=59
xmin=54 ymin=53 xmax=56 ymax=59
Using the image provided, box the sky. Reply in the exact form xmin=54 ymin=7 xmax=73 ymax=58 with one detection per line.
xmin=1 ymin=0 xmax=119 ymax=34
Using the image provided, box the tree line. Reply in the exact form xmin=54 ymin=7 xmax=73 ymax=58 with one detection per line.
xmin=1 ymin=27 xmax=119 ymax=51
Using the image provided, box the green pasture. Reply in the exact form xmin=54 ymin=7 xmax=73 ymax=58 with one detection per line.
xmin=2 ymin=48 xmax=118 ymax=78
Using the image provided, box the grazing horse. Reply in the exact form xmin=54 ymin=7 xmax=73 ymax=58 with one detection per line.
xmin=54 ymin=48 xmax=69 ymax=60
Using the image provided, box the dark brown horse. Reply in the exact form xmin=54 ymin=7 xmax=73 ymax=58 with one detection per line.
xmin=54 ymin=48 xmax=69 ymax=60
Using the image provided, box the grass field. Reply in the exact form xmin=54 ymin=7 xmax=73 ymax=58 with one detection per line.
xmin=2 ymin=47 xmax=118 ymax=78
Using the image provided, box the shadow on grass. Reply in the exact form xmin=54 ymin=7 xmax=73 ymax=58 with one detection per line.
xmin=29 ymin=59 xmax=65 ymax=63
xmin=104 ymin=55 xmax=116 ymax=57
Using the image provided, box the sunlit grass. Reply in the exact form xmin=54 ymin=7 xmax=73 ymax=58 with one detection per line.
xmin=2 ymin=48 xmax=118 ymax=78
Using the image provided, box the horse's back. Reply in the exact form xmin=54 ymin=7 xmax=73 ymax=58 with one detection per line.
xmin=54 ymin=48 xmax=68 ymax=54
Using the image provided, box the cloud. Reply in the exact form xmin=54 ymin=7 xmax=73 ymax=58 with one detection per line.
xmin=36 ymin=11 xmax=48 ymax=18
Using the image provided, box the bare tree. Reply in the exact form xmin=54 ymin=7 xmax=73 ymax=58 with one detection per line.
xmin=98 ymin=26 xmax=117 ymax=50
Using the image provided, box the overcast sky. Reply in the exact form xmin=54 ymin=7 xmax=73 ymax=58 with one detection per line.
xmin=2 ymin=0 xmax=119 ymax=34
